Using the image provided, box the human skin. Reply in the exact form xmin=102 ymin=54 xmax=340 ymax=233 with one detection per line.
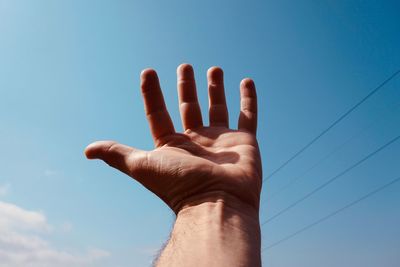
xmin=85 ymin=64 xmax=262 ymax=267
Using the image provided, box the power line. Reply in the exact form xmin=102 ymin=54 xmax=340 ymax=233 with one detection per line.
xmin=261 ymin=134 xmax=400 ymax=225
xmin=264 ymin=69 xmax=400 ymax=182
xmin=266 ymin=102 xmax=400 ymax=201
xmin=262 ymin=175 xmax=400 ymax=252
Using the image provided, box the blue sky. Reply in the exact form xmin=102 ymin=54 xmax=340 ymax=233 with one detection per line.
xmin=0 ymin=0 xmax=399 ymax=266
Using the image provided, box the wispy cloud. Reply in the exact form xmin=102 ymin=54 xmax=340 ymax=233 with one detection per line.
xmin=43 ymin=169 xmax=58 ymax=178
xmin=60 ymin=221 xmax=73 ymax=233
xmin=136 ymin=245 xmax=161 ymax=257
xmin=0 ymin=201 xmax=110 ymax=267
xmin=0 ymin=184 xmax=10 ymax=197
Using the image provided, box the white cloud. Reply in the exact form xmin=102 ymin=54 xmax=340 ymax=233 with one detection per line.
xmin=0 ymin=201 xmax=110 ymax=267
xmin=0 ymin=201 xmax=49 ymax=232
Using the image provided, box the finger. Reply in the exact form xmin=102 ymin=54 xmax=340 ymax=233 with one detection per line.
xmin=85 ymin=141 xmax=146 ymax=176
xmin=238 ymin=78 xmax=257 ymax=134
xmin=141 ymin=69 xmax=175 ymax=145
xmin=177 ymin=64 xmax=203 ymax=130
xmin=207 ymin=66 xmax=229 ymax=127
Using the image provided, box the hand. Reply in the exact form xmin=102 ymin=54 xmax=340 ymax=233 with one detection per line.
xmin=85 ymin=64 xmax=262 ymax=214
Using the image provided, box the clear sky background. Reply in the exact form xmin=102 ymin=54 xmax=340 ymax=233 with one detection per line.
xmin=1 ymin=1 xmax=399 ymax=266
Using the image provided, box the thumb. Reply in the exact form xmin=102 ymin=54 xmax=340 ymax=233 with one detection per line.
xmin=84 ymin=141 xmax=145 ymax=176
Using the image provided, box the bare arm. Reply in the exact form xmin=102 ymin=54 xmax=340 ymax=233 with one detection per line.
xmin=156 ymin=193 xmax=261 ymax=267
xmin=85 ymin=64 xmax=262 ymax=267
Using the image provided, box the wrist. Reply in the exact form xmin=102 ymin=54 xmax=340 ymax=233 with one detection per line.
xmin=170 ymin=189 xmax=260 ymax=216
xmin=177 ymin=190 xmax=260 ymax=220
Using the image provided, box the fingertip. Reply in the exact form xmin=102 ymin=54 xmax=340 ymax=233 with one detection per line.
xmin=177 ymin=63 xmax=194 ymax=77
xmin=207 ymin=66 xmax=224 ymax=80
xmin=84 ymin=141 xmax=105 ymax=159
xmin=141 ymin=68 xmax=158 ymax=80
xmin=240 ymin=78 xmax=255 ymax=88
xmin=84 ymin=145 xmax=96 ymax=159
xmin=240 ymin=78 xmax=256 ymax=97
xmin=140 ymin=68 xmax=161 ymax=94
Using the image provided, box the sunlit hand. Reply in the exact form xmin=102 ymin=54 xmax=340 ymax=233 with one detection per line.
xmin=85 ymin=64 xmax=261 ymax=213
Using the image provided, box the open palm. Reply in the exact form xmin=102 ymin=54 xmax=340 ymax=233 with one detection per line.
xmin=85 ymin=64 xmax=261 ymax=213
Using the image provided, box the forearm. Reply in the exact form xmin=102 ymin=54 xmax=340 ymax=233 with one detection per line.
xmin=155 ymin=192 xmax=261 ymax=267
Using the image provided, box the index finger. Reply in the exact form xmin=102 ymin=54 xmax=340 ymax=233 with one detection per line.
xmin=141 ymin=69 xmax=175 ymax=146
